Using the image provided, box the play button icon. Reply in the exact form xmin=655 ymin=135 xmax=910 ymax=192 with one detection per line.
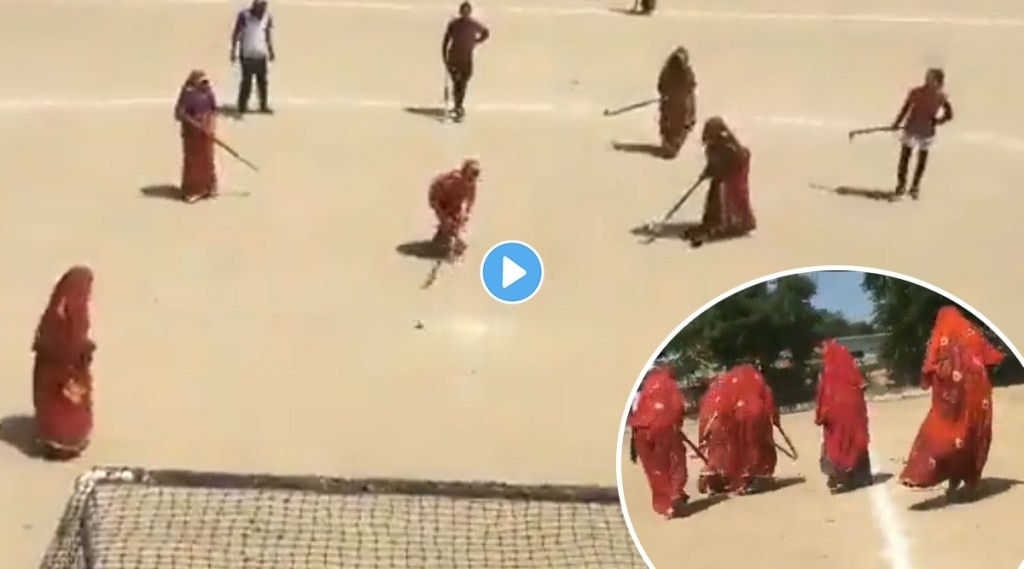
xmin=502 ymin=256 xmax=527 ymax=288
xmin=481 ymin=240 xmax=544 ymax=304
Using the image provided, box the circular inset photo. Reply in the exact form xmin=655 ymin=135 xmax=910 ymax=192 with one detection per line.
xmin=617 ymin=267 xmax=1024 ymax=569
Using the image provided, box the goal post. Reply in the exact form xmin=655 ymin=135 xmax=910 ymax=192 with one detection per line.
xmin=38 ymin=466 xmax=644 ymax=568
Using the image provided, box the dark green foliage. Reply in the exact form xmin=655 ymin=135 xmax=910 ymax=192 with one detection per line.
xmin=661 ymin=275 xmax=836 ymax=406
xmin=861 ymin=273 xmax=1016 ymax=386
xmin=658 ymin=271 xmax=1022 ymax=410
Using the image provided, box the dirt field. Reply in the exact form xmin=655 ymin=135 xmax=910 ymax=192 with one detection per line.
xmin=1 ymin=0 xmax=1023 ymax=566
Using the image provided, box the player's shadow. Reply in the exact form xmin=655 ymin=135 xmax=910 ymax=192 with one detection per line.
xmin=811 ymin=183 xmax=897 ymax=202
xmin=630 ymin=221 xmax=700 ymax=242
xmin=139 ymin=185 xmax=251 ymax=201
xmin=631 ymin=222 xmax=751 ymax=248
xmin=0 ymin=414 xmax=42 ymax=458
xmin=908 ymin=477 xmax=1022 ymax=511
xmin=608 ymin=6 xmax=652 ymax=16
xmin=215 ymin=104 xmax=245 ymax=120
xmin=669 ymin=494 xmax=729 ymax=519
xmin=139 ymin=184 xmax=182 ymax=201
xmin=396 ymin=240 xmax=447 ymax=260
xmin=611 ymin=141 xmax=666 ymax=158
xmin=758 ymin=475 xmax=808 ymax=494
xmin=830 ymin=472 xmax=894 ymax=495
xmin=403 ymin=106 xmax=448 ymax=123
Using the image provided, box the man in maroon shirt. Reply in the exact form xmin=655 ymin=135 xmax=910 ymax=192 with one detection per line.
xmin=890 ymin=68 xmax=954 ymax=199
xmin=442 ymin=2 xmax=489 ymax=122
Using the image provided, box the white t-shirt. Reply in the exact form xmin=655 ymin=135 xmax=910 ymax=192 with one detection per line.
xmin=236 ymin=9 xmax=273 ymax=59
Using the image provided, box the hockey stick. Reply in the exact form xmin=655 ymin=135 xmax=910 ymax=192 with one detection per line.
xmin=848 ymin=125 xmax=898 ymax=141
xmin=603 ymin=97 xmax=659 ymax=117
xmin=640 ymin=176 xmax=704 ymax=244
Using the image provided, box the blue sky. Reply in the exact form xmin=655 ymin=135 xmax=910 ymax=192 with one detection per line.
xmin=808 ymin=271 xmax=874 ymax=322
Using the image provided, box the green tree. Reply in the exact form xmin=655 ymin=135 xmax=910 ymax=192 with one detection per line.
xmin=661 ymin=275 xmax=824 ymax=404
xmin=861 ymin=273 xmax=1011 ymax=385
xmin=815 ymin=310 xmax=876 ymax=338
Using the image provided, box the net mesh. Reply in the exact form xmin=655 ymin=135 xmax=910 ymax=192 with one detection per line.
xmin=39 ymin=467 xmax=644 ymax=569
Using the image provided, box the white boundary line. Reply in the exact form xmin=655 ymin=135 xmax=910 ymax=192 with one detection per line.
xmin=614 ymin=265 xmax=1024 ymax=569
xmin=868 ymin=447 xmax=914 ymax=569
xmin=1 ymin=95 xmax=1022 ymax=153
xmin=23 ymin=0 xmax=1024 ymax=28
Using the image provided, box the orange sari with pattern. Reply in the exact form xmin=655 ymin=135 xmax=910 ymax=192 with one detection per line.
xmin=899 ymin=306 xmax=1003 ymax=490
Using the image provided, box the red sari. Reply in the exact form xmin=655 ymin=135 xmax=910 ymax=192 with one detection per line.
xmin=628 ymin=366 xmax=689 ymax=518
xmin=176 ymin=70 xmax=219 ymax=203
xmin=656 ymin=47 xmax=697 ymax=159
xmin=698 ymin=365 xmax=779 ymax=494
xmin=816 ymin=339 xmax=872 ymax=492
xmin=428 ymin=160 xmax=479 ymax=258
xmin=690 ymin=117 xmax=756 ymax=243
xmin=697 ymin=375 xmax=740 ymax=494
xmin=899 ymin=306 xmax=1003 ymax=492
xmin=732 ymin=365 xmax=778 ymax=487
xmin=32 ymin=266 xmax=95 ymax=460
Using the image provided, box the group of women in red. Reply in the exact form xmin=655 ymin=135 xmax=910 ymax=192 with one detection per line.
xmin=628 ymin=305 xmax=1005 ymax=518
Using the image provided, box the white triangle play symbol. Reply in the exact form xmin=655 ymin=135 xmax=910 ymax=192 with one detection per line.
xmin=501 ymin=256 xmax=527 ymax=289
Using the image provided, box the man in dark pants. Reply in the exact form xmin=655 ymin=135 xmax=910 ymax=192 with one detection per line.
xmin=230 ymin=0 xmax=275 ymax=114
xmin=890 ymin=68 xmax=953 ymax=199
xmin=442 ymin=2 xmax=489 ymax=122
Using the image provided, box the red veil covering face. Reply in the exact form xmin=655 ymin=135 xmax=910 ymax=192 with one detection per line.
xmin=697 ymin=373 xmax=739 ymax=494
xmin=730 ymin=365 xmax=779 ymax=490
xmin=32 ymin=266 xmax=96 ymax=460
xmin=899 ymin=306 xmax=1004 ymax=492
xmin=816 ymin=339 xmax=872 ymax=491
xmin=627 ymin=366 xmax=689 ymax=518
xmin=698 ymin=364 xmax=778 ymax=494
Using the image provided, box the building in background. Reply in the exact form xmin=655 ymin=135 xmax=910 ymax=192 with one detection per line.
xmin=835 ymin=333 xmax=887 ymax=365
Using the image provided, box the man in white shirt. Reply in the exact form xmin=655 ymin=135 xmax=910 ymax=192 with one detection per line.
xmin=230 ymin=0 xmax=275 ymax=114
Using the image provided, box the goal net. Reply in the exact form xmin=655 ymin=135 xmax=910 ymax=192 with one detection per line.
xmin=38 ymin=466 xmax=644 ymax=568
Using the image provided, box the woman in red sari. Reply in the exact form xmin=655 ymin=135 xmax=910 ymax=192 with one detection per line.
xmin=731 ymin=364 xmax=779 ymax=493
xmin=628 ymin=366 xmax=690 ymax=518
xmin=32 ymin=266 xmax=96 ymax=460
xmin=899 ymin=306 xmax=1003 ymax=496
xmin=175 ymin=70 xmax=219 ymax=203
xmin=816 ymin=339 xmax=873 ymax=493
xmin=687 ymin=117 xmax=756 ymax=246
xmin=656 ymin=46 xmax=697 ymax=159
xmin=697 ymin=374 xmax=739 ymax=494
xmin=698 ymin=365 xmax=780 ymax=494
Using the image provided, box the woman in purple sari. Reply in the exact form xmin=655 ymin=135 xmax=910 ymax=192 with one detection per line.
xmin=174 ymin=70 xmax=219 ymax=203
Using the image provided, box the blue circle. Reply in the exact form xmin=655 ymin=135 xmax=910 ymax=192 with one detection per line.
xmin=480 ymin=241 xmax=545 ymax=304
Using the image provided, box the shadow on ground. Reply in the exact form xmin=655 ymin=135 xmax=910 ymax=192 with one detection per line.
xmin=830 ymin=472 xmax=894 ymax=495
xmin=0 ymin=414 xmax=40 ymax=458
xmin=403 ymin=107 xmax=448 ymax=123
xmin=909 ymin=477 xmax=1022 ymax=511
xmin=396 ymin=240 xmax=446 ymax=261
xmin=139 ymin=184 xmax=181 ymax=201
xmin=811 ymin=183 xmax=898 ymax=202
xmin=670 ymin=494 xmax=728 ymax=519
xmin=630 ymin=221 xmax=700 ymax=242
xmin=608 ymin=7 xmax=652 ymax=16
xmin=760 ymin=475 xmax=807 ymax=494
xmin=631 ymin=222 xmax=750 ymax=248
xmin=215 ymin=105 xmax=245 ymax=120
xmin=612 ymin=141 xmax=665 ymax=158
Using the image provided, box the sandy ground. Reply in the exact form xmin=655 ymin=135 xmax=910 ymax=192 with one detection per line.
xmin=1 ymin=0 xmax=1023 ymax=566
